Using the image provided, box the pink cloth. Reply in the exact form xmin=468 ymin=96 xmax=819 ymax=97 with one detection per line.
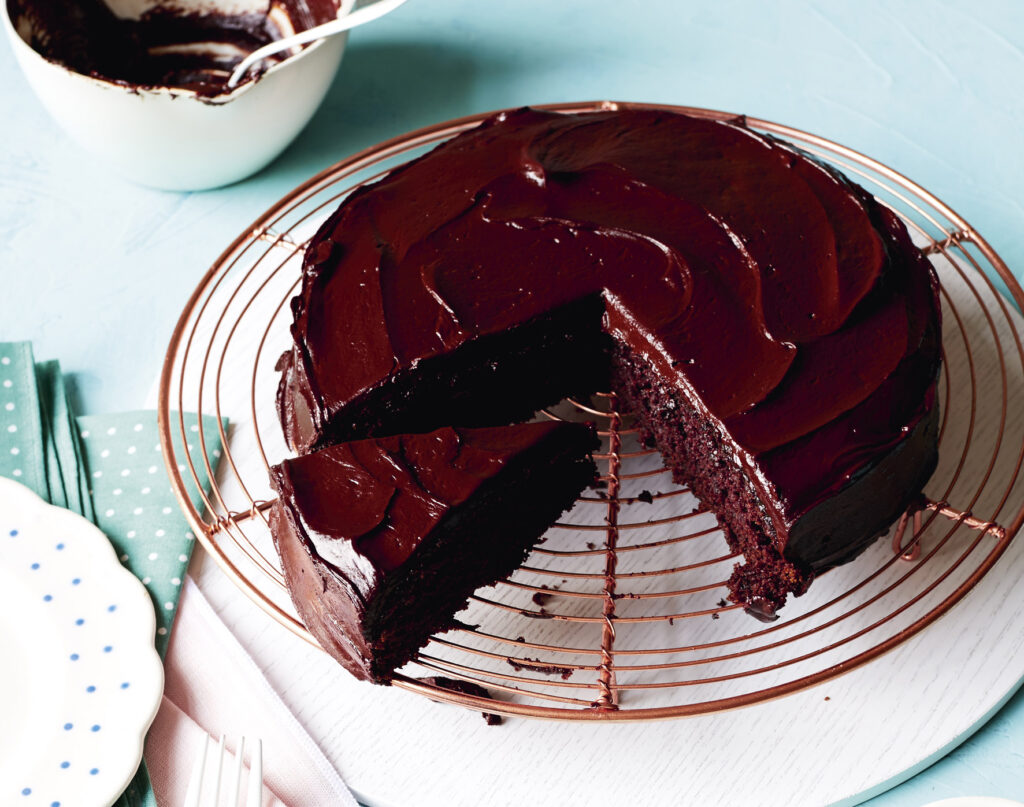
xmin=144 ymin=578 xmax=359 ymax=807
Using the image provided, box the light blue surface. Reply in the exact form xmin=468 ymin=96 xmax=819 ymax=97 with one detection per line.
xmin=1 ymin=1 xmax=1022 ymax=803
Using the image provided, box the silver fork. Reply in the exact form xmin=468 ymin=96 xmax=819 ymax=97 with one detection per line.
xmin=183 ymin=734 xmax=263 ymax=807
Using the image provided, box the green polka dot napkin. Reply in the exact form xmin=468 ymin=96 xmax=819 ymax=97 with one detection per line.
xmin=38 ymin=359 xmax=96 ymax=523
xmin=0 ymin=342 xmax=227 ymax=807
xmin=0 ymin=342 xmax=49 ymax=499
xmin=78 ymin=410 xmax=224 ymax=657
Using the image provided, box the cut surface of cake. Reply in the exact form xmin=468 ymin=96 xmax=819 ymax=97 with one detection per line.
xmin=268 ymin=422 xmax=598 ymax=683
xmin=276 ymin=106 xmax=941 ymax=620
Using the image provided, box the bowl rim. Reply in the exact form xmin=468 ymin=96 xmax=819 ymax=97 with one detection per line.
xmin=1 ymin=0 xmax=357 ymax=103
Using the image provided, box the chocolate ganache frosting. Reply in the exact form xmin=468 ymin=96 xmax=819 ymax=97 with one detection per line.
xmin=278 ymin=107 xmax=941 ymax=615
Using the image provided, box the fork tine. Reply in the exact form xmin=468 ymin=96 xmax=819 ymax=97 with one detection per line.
xmin=183 ymin=734 xmax=209 ymax=807
xmin=246 ymin=738 xmax=263 ymax=807
xmin=206 ymin=735 xmax=225 ymax=807
xmin=227 ymin=736 xmax=245 ymax=805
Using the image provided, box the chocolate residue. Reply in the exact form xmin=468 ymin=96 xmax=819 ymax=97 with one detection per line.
xmin=636 ymin=489 xmax=654 ymax=504
xmin=531 ymin=585 xmax=556 ymax=606
xmin=7 ymin=0 xmax=339 ymax=97
xmin=419 ymin=676 xmax=503 ymax=726
xmin=507 ymin=657 xmax=573 ymax=680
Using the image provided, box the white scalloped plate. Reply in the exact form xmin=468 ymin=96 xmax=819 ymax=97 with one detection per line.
xmin=0 ymin=477 xmax=164 ymax=807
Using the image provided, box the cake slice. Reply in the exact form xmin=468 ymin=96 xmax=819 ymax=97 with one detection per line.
xmin=268 ymin=422 xmax=598 ymax=683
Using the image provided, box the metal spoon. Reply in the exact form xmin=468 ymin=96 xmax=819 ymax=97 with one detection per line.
xmin=226 ymin=0 xmax=409 ymax=89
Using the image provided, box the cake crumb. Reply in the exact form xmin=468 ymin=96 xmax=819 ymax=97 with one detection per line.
xmin=532 ymin=590 xmax=554 ymax=606
xmin=824 ymin=696 xmax=831 ymax=702
xmin=711 ymin=612 xmax=719 ymax=620
xmin=419 ymin=676 xmax=503 ymax=725
xmin=636 ymin=489 xmax=654 ymax=504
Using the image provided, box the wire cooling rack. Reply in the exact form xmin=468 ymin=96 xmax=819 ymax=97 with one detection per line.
xmin=158 ymin=101 xmax=1024 ymax=720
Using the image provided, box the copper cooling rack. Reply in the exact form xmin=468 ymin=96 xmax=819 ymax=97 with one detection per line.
xmin=158 ymin=101 xmax=1024 ymax=721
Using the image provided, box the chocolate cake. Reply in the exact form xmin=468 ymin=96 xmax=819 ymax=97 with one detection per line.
xmin=277 ymin=106 xmax=941 ymax=620
xmin=268 ymin=423 xmax=598 ymax=683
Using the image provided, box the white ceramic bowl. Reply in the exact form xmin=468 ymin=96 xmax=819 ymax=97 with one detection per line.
xmin=2 ymin=0 xmax=356 ymax=190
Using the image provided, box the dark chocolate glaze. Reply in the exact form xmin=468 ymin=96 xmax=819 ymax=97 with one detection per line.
xmin=268 ymin=422 xmax=597 ymax=681
xmin=279 ymin=108 xmax=941 ymax=539
xmin=7 ymin=0 xmax=339 ymax=96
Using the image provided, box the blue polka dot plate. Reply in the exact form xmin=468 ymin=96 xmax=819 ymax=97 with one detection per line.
xmin=0 ymin=478 xmax=164 ymax=807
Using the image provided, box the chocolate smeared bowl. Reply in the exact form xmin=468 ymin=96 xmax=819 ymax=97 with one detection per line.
xmin=3 ymin=0 xmax=357 ymax=189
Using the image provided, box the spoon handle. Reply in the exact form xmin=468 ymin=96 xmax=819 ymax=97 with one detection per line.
xmin=227 ymin=0 xmax=409 ymax=89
